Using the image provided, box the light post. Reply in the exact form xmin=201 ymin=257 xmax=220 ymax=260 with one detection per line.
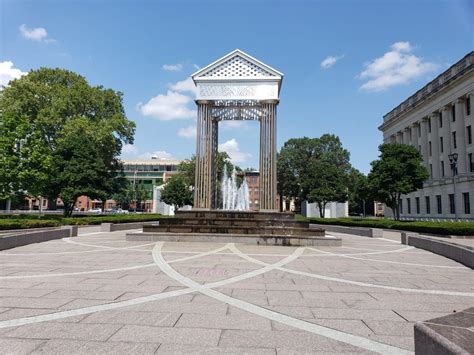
xmin=133 ymin=170 xmax=138 ymax=213
xmin=448 ymin=153 xmax=458 ymax=220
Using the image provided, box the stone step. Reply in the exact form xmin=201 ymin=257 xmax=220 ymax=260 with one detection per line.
xmin=174 ymin=210 xmax=295 ymax=220
xmin=143 ymin=224 xmax=324 ymax=237
xmin=158 ymin=218 xmax=309 ymax=229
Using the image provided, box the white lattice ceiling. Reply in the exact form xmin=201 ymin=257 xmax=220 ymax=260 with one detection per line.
xmin=201 ymin=55 xmax=276 ymax=78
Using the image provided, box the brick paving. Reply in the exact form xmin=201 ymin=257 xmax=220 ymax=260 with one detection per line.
xmin=0 ymin=226 xmax=472 ymax=354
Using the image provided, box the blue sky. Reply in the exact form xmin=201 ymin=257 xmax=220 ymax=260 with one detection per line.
xmin=1 ymin=0 xmax=473 ymax=173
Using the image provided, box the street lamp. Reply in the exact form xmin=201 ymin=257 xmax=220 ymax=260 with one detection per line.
xmin=448 ymin=153 xmax=458 ymax=220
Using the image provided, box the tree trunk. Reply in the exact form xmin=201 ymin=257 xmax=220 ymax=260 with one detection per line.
xmin=318 ymin=202 xmax=325 ymax=218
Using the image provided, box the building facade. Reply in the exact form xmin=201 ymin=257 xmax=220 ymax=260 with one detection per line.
xmin=379 ymin=52 xmax=473 ymax=220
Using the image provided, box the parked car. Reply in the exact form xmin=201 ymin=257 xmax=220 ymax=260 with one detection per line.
xmin=89 ymin=208 xmax=102 ymax=214
xmin=111 ymin=208 xmax=129 ymax=214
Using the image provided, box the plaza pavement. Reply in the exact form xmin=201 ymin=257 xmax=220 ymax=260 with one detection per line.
xmin=0 ymin=226 xmax=473 ymax=354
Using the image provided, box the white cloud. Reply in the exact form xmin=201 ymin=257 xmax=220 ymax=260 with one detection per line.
xmin=320 ymin=54 xmax=344 ymax=69
xmin=178 ymin=125 xmax=196 ymax=138
xmin=139 ymin=151 xmax=175 ymax=160
xmin=0 ymin=61 xmax=27 ymax=88
xmin=19 ymin=24 xmax=54 ymax=42
xmin=218 ymin=139 xmax=251 ymax=164
xmin=162 ymin=63 xmax=183 ymax=72
xmin=121 ymin=144 xmax=138 ymax=155
xmin=137 ymin=90 xmax=196 ymax=120
xmin=192 ymin=64 xmax=200 ymax=70
xmin=359 ymin=41 xmax=438 ymax=92
xmin=168 ymin=77 xmax=197 ymax=95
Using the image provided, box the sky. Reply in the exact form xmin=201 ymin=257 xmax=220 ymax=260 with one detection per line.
xmin=1 ymin=0 xmax=473 ymax=174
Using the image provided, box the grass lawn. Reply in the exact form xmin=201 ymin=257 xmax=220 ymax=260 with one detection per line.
xmin=0 ymin=213 xmax=165 ymax=230
xmin=299 ymin=216 xmax=474 ymax=236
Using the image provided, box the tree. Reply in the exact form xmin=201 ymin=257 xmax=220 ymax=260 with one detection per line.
xmin=277 ymin=134 xmax=351 ymax=217
xmin=347 ymin=168 xmax=372 ymax=216
xmin=0 ymin=68 xmax=135 ymax=216
xmin=160 ymin=175 xmax=193 ymax=209
xmin=368 ymin=143 xmax=429 ymax=220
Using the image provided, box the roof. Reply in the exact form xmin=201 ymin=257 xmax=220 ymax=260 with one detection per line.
xmin=192 ymin=49 xmax=283 ymax=82
xmin=121 ymin=159 xmax=181 ymax=165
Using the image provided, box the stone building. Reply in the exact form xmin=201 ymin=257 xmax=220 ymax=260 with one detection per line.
xmin=379 ymin=51 xmax=473 ymax=220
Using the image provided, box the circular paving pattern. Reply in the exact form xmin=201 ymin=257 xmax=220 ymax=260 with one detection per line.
xmin=0 ymin=227 xmax=473 ymax=354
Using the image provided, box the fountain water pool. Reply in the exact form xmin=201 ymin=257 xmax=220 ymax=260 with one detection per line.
xmin=221 ymin=165 xmax=250 ymax=211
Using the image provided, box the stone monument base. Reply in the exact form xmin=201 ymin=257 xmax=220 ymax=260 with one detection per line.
xmin=126 ymin=210 xmax=341 ymax=247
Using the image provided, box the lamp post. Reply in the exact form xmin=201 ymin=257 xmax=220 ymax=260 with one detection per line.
xmin=448 ymin=153 xmax=458 ymax=220
xmin=133 ymin=170 xmax=138 ymax=213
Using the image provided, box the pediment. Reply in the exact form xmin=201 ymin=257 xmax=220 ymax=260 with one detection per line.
xmin=193 ymin=49 xmax=283 ymax=81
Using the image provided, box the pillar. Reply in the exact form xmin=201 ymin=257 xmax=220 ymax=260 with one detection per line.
xmin=430 ymin=113 xmax=440 ymax=179
xmin=402 ymin=128 xmax=409 ymax=144
xmin=259 ymin=101 xmax=278 ymax=211
xmin=194 ymin=101 xmax=215 ymax=209
xmin=441 ymin=106 xmax=452 ymax=176
xmin=411 ymin=122 xmax=419 ymax=149
xmin=454 ymin=98 xmax=467 ymax=174
xmin=420 ymin=117 xmax=429 ymax=169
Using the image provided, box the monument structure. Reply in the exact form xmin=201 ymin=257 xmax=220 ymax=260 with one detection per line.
xmin=127 ymin=50 xmax=335 ymax=246
xmin=191 ymin=49 xmax=282 ymax=211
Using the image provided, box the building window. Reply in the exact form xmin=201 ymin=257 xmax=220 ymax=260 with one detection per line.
xmin=415 ymin=197 xmax=420 ymax=214
xmin=429 ymin=164 xmax=433 ymax=178
xmin=467 ymin=126 xmax=472 ymax=145
xmin=428 ymin=118 xmax=431 ymax=133
xmin=399 ymin=199 xmax=403 ymax=214
xmin=418 ymin=145 xmax=421 ymax=152
xmin=418 ymin=124 xmax=421 ymax=137
xmin=441 ymin=161 xmax=445 ymax=177
xmin=407 ymin=198 xmax=411 ymax=214
xmin=449 ymin=194 xmax=455 ymax=214
xmin=451 ymin=105 xmax=456 ymax=122
xmin=436 ymin=195 xmax=442 ymax=214
xmin=467 ymin=96 xmax=471 ymax=116
xmin=409 ymin=128 xmax=412 ymax=141
xmin=452 ymin=132 xmax=457 ymax=149
xmin=469 ymin=153 xmax=473 ymax=172
xmin=439 ymin=114 xmax=443 ymax=128
xmin=440 ymin=137 xmax=444 ymax=153
xmin=463 ymin=193 xmax=471 ymax=214
xmin=425 ymin=196 xmax=430 ymax=214
xmin=429 ymin=141 xmax=432 ymax=156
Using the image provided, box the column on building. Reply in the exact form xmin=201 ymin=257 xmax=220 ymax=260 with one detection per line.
xmin=430 ymin=113 xmax=440 ymax=179
xmin=420 ymin=117 xmax=429 ymax=168
xmin=194 ymin=101 xmax=215 ymax=209
xmin=259 ymin=101 xmax=278 ymax=211
xmin=441 ymin=106 xmax=453 ymax=176
xmin=454 ymin=98 xmax=467 ymax=174
xmin=411 ymin=122 xmax=419 ymax=149
xmin=402 ymin=128 xmax=410 ymax=144
xmin=396 ymin=131 xmax=403 ymax=143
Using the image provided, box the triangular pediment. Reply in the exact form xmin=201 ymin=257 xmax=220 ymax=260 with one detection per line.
xmin=193 ymin=49 xmax=283 ymax=81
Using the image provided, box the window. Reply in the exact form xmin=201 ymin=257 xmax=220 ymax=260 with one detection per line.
xmin=418 ymin=124 xmax=421 ymax=137
xmin=418 ymin=145 xmax=421 ymax=152
xmin=463 ymin=193 xmax=471 ymax=214
xmin=453 ymin=132 xmax=457 ymax=149
xmin=429 ymin=141 xmax=432 ymax=156
xmin=467 ymin=96 xmax=471 ymax=116
xmin=436 ymin=195 xmax=442 ymax=214
xmin=441 ymin=161 xmax=445 ymax=177
xmin=440 ymin=137 xmax=444 ymax=153
xmin=469 ymin=153 xmax=473 ymax=173
xmin=449 ymin=194 xmax=455 ymax=214
xmin=451 ymin=105 xmax=456 ymax=122
xmin=399 ymin=199 xmax=403 ymax=214
xmin=429 ymin=164 xmax=433 ymax=178
xmin=425 ymin=196 xmax=431 ymax=214
xmin=415 ymin=197 xmax=420 ymax=214
xmin=468 ymin=126 xmax=472 ymax=145
xmin=409 ymin=128 xmax=412 ymax=141
xmin=407 ymin=198 xmax=411 ymax=214
xmin=439 ymin=114 xmax=443 ymax=128
xmin=428 ymin=118 xmax=432 ymax=133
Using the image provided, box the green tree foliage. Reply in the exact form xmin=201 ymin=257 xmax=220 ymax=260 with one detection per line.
xmin=347 ymin=168 xmax=372 ymax=216
xmin=0 ymin=68 xmax=135 ymax=216
xmin=160 ymin=175 xmax=193 ymax=209
xmin=368 ymin=143 xmax=429 ymax=220
xmin=277 ymin=135 xmax=351 ymax=217
xmin=177 ymin=152 xmax=236 ymax=187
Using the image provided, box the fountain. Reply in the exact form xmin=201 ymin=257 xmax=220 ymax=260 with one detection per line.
xmin=221 ymin=165 xmax=250 ymax=211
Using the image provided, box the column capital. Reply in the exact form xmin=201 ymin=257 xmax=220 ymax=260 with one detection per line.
xmin=454 ymin=98 xmax=465 ymax=105
xmin=195 ymin=100 xmax=211 ymax=105
xmin=430 ymin=112 xmax=441 ymax=119
xmin=441 ymin=105 xmax=451 ymax=112
xmin=260 ymin=99 xmax=279 ymax=105
xmin=421 ymin=116 xmax=429 ymax=122
xmin=403 ymin=127 xmax=410 ymax=132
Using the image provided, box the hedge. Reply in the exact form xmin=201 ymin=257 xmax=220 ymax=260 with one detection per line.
xmin=306 ymin=217 xmax=474 ymax=236
xmin=0 ymin=213 xmax=165 ymax=230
